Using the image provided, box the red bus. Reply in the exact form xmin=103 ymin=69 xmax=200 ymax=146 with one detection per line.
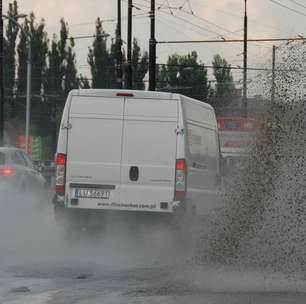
xmin=217 ymin=117 xmax=261 ymax=169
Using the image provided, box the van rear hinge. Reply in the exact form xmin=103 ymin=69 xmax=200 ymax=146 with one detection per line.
xmin=175 ymin=126 xmax=184 ymax=135
xmin=61 ymin=122 xmax=72 ymax=130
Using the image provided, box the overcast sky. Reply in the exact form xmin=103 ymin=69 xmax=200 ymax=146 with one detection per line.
xmin=3 ymin=0 xmax=306 ymax=82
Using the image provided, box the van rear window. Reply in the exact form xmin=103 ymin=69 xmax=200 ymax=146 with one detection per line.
xmin=0 ymin=152 xmax=5 ymax=165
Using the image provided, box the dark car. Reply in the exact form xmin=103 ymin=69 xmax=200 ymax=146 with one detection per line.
xmin=0 ymin=147 xmax=46 ymax=195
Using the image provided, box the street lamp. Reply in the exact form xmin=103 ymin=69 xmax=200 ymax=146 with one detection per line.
xmin=1 ymin=14 xmax=31 ymax=154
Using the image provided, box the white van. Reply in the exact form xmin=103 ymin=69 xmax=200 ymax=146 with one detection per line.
xmin=54 ymin=90 xmax=221 ymax=227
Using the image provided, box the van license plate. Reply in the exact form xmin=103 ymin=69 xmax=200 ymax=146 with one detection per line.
xmin=75 ymin=189 xmax=110 ymax=199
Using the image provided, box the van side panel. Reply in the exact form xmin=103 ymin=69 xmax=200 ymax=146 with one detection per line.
xmin=181 ymin=96 xmax=220 ymax=216
xmin=57 ymin=92 xmax=74 ymax=155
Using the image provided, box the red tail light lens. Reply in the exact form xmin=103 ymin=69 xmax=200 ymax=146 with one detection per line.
xmin=0 ymin=167 xmax=15 ymax=177
xmin=175 ymin=159 xmax=186 ymax=201
xmin=56 ymin=153 xmax=66 ymax=166
xmin=56 ymin=153 xmax=66 ymax=195
xmin=176 ymin=159 xmax=186 ymax=170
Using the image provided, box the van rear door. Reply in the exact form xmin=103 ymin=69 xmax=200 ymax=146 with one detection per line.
xmin=120 ymin=98 xmax=178 ymax=213
xmin=66 ymin=95 xmax=124 ymax=209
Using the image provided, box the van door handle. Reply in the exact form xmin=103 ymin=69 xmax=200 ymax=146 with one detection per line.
xmin=129 ymin=166 xmax=139 ymax=181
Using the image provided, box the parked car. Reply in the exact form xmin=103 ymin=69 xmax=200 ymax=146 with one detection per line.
xmin=54 ymin=89 xmax=221 ymax=232
xmin=0 ymin=147 xmax=46 ymax=196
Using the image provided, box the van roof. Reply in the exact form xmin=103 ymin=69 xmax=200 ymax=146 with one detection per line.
xmin=71 ymin=89 xmax=176 ymax=100
xmin=70 ymin=89 xmax=214 ymax=111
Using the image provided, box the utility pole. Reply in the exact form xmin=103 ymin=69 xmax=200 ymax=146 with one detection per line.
xmin=126 ymin=0 xmax=133 ymax=89
xmin=25 ymin=38 xmax=31 ymax=154
xmin=242 ymin=0 xmax=248 ymax=117
xmin=0 ymin=3 xmax=4 ymax=146
xmin=271 ymin=45 xmax=276 ymax=105
xmin=2 ymin=14 xmax=30 ymax=153
xmin=149 ymin=0 xmax=156 ymax=91
xmin=116 ymin=0 xmax=123 ymax=89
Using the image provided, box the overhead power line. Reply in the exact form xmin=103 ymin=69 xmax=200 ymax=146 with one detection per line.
xmin=157 ymin=37 xmax=306 ymax=44
xmin=71 ymin=34 xmax=108 ymax=40
xmin=288 ymin=0 xmax=306 ymax=10
xmin=267 ymin=0 xmax=306 ymax=17
xmin=157 ymin=5 xmax=272 ymax=49
xmin=173 ymin=7 xmax=241 ymax=36
xmin=133 ymin=0 xmax=228 ymax=39
xmin=138 ymin=0 xmax=271 ymax=51
xmin=69 ymin=13 xmax=149 ymax=40
xmin=162 ymin=11 xmax=222 ymax=37
xmin=69 ymin=12 xmax=149 ymax=27
xmin=156 ymin=62 xmax=297 ymax=72
xmin=75 ymin=62 xmax=298 ymax=73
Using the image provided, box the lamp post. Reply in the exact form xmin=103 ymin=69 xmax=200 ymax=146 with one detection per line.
xmin=2 ymin=14 xmax=31 ymax=153
xmin=242 ymin=0 xmax=248 ymax=117
xmin=0 ymin=6 xmax=3 ymax=146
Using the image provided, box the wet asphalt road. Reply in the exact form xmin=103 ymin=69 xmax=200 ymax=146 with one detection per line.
xmin=1 ymin=262 xmax=306 ymax=304
xmin=0 ymin=195 xmax=305 ymax=304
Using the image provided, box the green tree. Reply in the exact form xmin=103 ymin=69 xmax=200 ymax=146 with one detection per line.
xmin=88 ymin=18 xmax=112 ymax=88
xmin=108 ymin=38 xmax=117 ymax=88
xmin=58 ymin=19 xmax=78 ymax=93
xmin=44 ymin=19 xmax=78 ymax=151
xmin=16 ymin=19 xmax=28 ymax=95
xmin=212 ymin=54 xmax=238 ymax=113
xmin=157 ymin=51 xmax=208 ymax=101
xmin=131 ymin=38 xmax=148 ymax=90
xmin=17 ymin=13 xmax=48 ymax=95
xmin=45 ymin=19 xmax=78 ymax=95
xmin=64 ymin=37 xmax=78 ymax=94
xmin=45 ymin=37 xmax=61 ymax=94
xmin=4 ymin=1 xmax=19 ymax=97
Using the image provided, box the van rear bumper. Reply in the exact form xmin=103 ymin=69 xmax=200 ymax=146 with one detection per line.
xmin=53 ymin=194 xmax=179 ymax=213
xmin=53 ymin=196 xmax=190 ymax=214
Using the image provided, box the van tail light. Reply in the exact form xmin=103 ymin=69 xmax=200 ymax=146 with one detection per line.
xmin=56 ymin=153 xmax=66 ymax=195
xmin=175 ymin=159 xmax=186 ymax=201
xmin=0 ymin=167 xmax=15 ymax=177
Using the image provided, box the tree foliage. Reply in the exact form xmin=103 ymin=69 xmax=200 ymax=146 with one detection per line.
xmin=211 ymin=54 xmax=238 ymax=113
xmin=4 ymin=0 xmax=19 ymax=96
xmin=88 ymin=18 xmax=113 ymax=88
xmin=131 ymin=38 xmax=148 ymax=90
xmin=157 ymin=51 xmax=208 ymax=101
xmin=17 ymin=13 xmax=48 ymax=95
xmin=45 ymin=19 xmax=78 ymax=95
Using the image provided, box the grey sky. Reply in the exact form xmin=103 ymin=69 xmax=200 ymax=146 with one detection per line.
xmin=3 ymin=0 xmax=306 ymax=82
